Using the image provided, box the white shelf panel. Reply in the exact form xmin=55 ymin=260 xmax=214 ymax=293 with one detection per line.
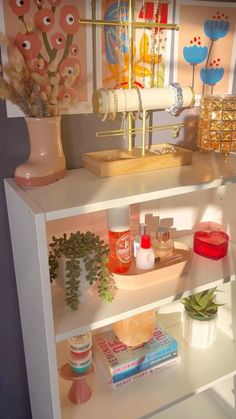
xmin=10 ymin=151 xmax=236 ymax=220
xmin=57 ymin=324 xmax=236 ymax=419
xmin=150 ymin=390 xmax=230 ymax=419
xmin=53 ymin=236 xmax=236 ymax=342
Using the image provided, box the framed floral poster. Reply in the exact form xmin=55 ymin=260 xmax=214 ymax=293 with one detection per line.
xmin=0 ymin=0 xmax=93 ymax=117
xmin=174 ymin=1 xmax=236 ymax=104
xmin=96 ymin=0 xmax=173 ymax=89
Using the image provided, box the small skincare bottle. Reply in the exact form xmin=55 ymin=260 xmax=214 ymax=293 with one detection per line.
xmin=152 ymin=227 xmax=173 ymax=259
xmin=133 ymin=223 xmax=147 ymax=257
xmin=136 ymin=234 xmax=155 ymax=270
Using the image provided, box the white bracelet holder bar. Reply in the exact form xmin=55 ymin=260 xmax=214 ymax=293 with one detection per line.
xmin=93 ymin=86 xmax=194 ymax=115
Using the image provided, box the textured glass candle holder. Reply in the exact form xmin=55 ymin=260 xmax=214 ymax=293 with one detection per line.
xmin=197 ymin=95 xmax=236 ymax=155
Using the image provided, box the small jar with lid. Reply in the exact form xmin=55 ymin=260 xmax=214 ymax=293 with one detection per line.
xmin=152 ymin=227 xmax=174 ymax=259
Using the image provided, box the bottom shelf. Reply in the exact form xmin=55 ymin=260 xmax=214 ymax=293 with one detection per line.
xmin=57 ymin=320 xmax=236 ymax=419
xmin=151 ymin=389 xmax=231 ymax=419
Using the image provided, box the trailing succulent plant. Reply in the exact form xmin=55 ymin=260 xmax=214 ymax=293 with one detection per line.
xmin=181 ymin=287 xmax=224 ymax=320
xmin=49 ymin=231 xmax=114 ymax=311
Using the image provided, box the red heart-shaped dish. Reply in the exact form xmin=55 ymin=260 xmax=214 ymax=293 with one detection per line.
xmin=193 ymin=230 xmax=229 ymax=260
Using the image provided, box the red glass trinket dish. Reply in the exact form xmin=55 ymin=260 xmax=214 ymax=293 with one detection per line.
xmin=193 ymin=231 xmax=229 ymax=260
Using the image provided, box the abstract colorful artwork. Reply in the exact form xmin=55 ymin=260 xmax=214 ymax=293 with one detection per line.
xmin=174 ymin=1 xmax=236 ymax=101
xmin=0 ymin=0 xmax=92 ymax=117
xmin=96 ymin=1 xmax=173 ymax=89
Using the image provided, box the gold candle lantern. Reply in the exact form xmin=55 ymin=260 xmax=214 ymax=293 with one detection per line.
xmin=197 ymin=95 xmax=236 ymax=155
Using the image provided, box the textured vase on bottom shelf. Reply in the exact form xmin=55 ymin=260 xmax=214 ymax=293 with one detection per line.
xmin=182 ymin=311 xmax=218 ymax=349
xmin=15 ymin=116 xmax=66 ymax=187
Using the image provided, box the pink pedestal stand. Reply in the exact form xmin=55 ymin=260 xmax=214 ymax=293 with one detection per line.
xmin=58 ymin=362 xmax=96 ymax=404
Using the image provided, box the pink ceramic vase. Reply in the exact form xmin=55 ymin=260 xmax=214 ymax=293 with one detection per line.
xmin=15 ymin=116 xmax=66 ymax=187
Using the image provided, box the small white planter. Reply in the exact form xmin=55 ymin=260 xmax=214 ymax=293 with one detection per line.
xmin=183 ymin=310 xmax=217 ymax=349
xmin=56 ymin=255 xmax=95 ymax=303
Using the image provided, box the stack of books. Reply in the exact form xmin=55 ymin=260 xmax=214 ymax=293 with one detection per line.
xmin=93 ymin=323 xmax=180 ymax=389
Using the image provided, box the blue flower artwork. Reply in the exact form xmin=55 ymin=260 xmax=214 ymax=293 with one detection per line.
xmin=200 ymin=67 xmax=224 ymax=86
xmin=183 ymin=45 xmax=208 ymax=65
xmin=182 ymin=10 xmax=230 ymax=94
xmin=204 ymin=19 xmax=230 ymax=41
xmin=182 ymin=38 xmax=208 ymax=88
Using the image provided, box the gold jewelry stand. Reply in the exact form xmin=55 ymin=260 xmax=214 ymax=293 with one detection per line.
xmin=80 ymin=0 xmax=194 ymax=177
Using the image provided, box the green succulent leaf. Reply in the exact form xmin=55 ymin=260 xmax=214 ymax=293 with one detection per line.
xmin=182 ymin=287 xmax=224 ymax=320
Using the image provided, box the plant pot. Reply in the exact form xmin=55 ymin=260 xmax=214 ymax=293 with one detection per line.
xmin=56 ymin=255 xmax=95 ymax=304
xmin=15 ymin=116 xmax=66 ymax=187
xmin=182 ymin=310 xmax=217 ymax=349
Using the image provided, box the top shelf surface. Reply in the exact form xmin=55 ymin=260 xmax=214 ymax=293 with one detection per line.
xmin=8 ymin=151 xmax=236 ymax=221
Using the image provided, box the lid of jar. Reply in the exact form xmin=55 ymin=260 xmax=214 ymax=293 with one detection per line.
xmin=68 ymin=333 xmax=92 ymax=352
xmin=107 ymin=205 xmax=130 ymax=232
xmin=156 ymin=227 xmax=170 ymax=242
xmin=141 ymin=234 xmax=151 ymax=249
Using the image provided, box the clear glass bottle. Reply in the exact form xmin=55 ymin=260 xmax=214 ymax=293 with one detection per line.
xmin=136 ymin=234 xmax=155 ymax=270
xmin=107 ymin=205 xmax=132 ymax=273
xmin=133 ymin=223 xmax=147 ymax=257
xmin=152 ymin=227 xmax=174 ymax=259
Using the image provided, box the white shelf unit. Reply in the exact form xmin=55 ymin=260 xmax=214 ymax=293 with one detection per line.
xmin=4 ymin=151 xmax=236 ymax=419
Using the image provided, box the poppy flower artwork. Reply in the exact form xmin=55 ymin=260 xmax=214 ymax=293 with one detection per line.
xmin=175 ymin=1 xmax=236 ymax=99
xmin=0 ymin=0 xmax=92 ymax=117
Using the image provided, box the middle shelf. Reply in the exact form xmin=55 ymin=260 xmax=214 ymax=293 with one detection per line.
xmin=52 ymin=235 xmax=236 ymax=342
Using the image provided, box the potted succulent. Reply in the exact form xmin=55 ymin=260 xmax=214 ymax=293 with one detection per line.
xmin=49 ymin=231 xmax=114 ymax=311
xmin=181 ymin=287 xmax=224 ymax=348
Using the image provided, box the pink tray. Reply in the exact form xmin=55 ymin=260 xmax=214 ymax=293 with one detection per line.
xmin=113 ymin=242 xmax=192 ymax=290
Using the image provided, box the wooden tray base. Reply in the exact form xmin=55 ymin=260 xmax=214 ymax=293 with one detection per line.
xmin=113 ymin=242 xmax=192 ymax=290
xmin=81 ymin=144 xmax=192 ymax=177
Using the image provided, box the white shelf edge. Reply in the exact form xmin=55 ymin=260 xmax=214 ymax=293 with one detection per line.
xmin=46 ymin=178 xmax=228 ymax=221
xmin=55 ymin=274 xmax=235 ymax=343
xmin=6 ymin=152 xmax=236 ymax=221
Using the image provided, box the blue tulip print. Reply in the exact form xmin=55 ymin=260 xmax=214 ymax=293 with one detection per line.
xmin=182 ymin=10 xmax=230 ymax=94
xmin=202 ymin=11 xmax=229 ymax=94
xmin=183 ymin=37 xmax=208 ymax=88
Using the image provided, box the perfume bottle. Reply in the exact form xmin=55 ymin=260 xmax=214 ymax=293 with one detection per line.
xmin=133 ymin=223 xmax=147 ymax=257
xmin=107 ymin=205 xmax=132 ymax=273
xmin=152 ymin=227 xmax=173 ymax=259
xmin=136 ymin=234 xmax=155 ymax=270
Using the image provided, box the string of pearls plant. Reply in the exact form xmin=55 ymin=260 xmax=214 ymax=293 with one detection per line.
xmin=49 ymin=231 xmax=114 ymax=311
